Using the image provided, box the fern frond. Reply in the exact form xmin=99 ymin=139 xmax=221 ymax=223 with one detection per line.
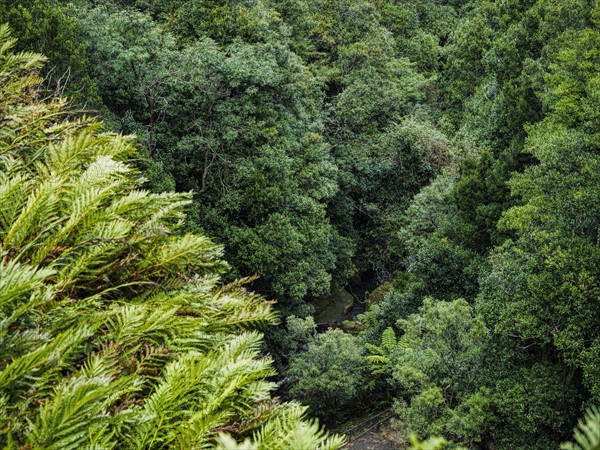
xmin=381 ymin=327 xmax=397 ymax=352
xmin=3 ymin=175 xmax=64 ymax=250
xmin=0 ymin=259 xmax=54 ymax=312
xmin=409 ymin=435 xmax=450 ymax=450
xmin=249 ymin=402 xmax=346 ymax=450
xmin=0 ymin=325 xmax=95 ymax=391
xmin=562 ymin=407 xmax=600 ymax=450
xmin=0 ymin=171 xmax=31 ymax=236
xmin=134 ymin=193 xmax=192 ymax=236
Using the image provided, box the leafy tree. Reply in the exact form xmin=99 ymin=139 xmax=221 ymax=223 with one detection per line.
xmin=397 ymin=172 xmax=461 ymax=255
xmin=409 ymin=435 xmax=454 ymax=450
xmin=435 ymin=0 xmax=592 ymax=255
xmin=0 ymin=26 xmax=343 ymax=449
xmin=368 ymin=299 xmax=490 ymax=446
xmin=267 ymin=315 xmax=317 ymax=370
xmin=328 ymin=26 xmax=437 ymax=275
xmin=271 ymin=0 xmax=381 ymax=75
xmin=76 ymin=5 xmax=351 ymax=308
xmin=288 ymin=329 xmax=366 ymax=425
xmin=452 ymin=148 xmax=528 ymax=252
xmin=482 ymin=351 xmax=581 ymax=449
xmin=371 ymin=173 xmax=482 ymax=328
xmin=378 ymin=0 xmax=459 ymax=77
xmin=166 ymin=0 xmax=284 ymax=45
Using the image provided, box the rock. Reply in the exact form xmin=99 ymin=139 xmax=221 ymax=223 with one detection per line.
xmin=367 ymin=282 xmax=391 ymax=306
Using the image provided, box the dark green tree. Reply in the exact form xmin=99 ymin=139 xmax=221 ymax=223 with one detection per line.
xmin=0 ymin=0 xmax=98 ymax=104
xmin=76 ymin=6 xmax=352 ymax=308
xmin=288 ymin=329 xmax=367 ymax=425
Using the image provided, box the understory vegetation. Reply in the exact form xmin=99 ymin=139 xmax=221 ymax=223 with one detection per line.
xmin=2 ymin=0 xmax=600 ymax=448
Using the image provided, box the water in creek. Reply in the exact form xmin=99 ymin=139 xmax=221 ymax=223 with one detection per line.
xmin=313 ymin=270 xmax=379 ymax=324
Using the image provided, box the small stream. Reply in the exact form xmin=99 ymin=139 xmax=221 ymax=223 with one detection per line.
xmin=348 ymin=269 xmax=379 ymax=317
xmin=313 ymin=270 xmax=379 ymax=324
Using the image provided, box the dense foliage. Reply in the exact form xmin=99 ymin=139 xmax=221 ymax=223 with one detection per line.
xmin=3 ymin=0 xmax=600 ymax=448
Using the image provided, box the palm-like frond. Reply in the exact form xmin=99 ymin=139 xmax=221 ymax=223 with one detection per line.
xmin=562 ymin=407 xmax=600 ymax=450
xmin=245 ymin=402 xmax=346 ymax=449
xmin=409 ymin=435 xmax=450 ymax=450
xmin=365 ymin=326 xmax=397 ymax=375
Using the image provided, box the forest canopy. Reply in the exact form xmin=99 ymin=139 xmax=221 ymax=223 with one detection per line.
xmin=2 ymin=0 xmax=600 ymax=448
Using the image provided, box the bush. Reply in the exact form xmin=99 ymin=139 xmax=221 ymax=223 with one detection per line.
xmin=288 ymin=329 xmax=367 ymax=424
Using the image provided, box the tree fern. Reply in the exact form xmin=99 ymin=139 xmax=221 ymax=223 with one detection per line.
xmin=365 ymin=326 xmax=397 ymax=375
xmin=0 ymin=27 xmax=343 ymax=449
